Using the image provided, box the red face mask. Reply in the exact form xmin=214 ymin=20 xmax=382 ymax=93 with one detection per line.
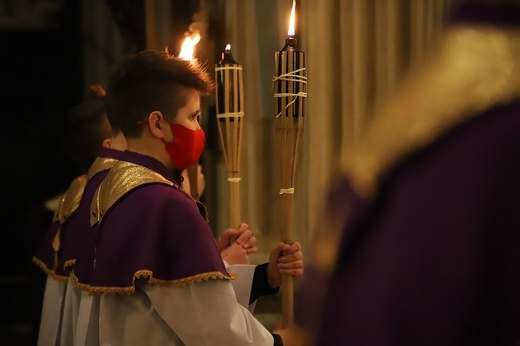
xmin=161 ymin=119 xmax=205 ymax=170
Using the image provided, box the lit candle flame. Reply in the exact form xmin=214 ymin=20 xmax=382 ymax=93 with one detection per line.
xmin=225 ymin=43 xmax=231 ymax=52
xmin=179 ymin=33 xmax=201 ymax=60
xmin=288 ymin=0 xmax=296 ymax=37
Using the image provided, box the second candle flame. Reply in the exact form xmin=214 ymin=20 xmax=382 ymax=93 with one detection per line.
xmin=179 ymin=33 xmax=201 ymax=61
xmin=288 ymin=0 xmax=296 ymax=37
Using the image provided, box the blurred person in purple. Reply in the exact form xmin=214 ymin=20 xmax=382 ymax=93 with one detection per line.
xmin=277 ymin=0 xmax=520 ymax=345
xmin=32 ymin=85 xmax=128 ymax=345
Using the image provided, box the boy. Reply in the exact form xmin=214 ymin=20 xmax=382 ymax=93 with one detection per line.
xmin=73 ymin=50 xmax=302 ymax=345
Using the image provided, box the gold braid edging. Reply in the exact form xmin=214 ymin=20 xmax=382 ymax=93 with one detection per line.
xmin=64 ymin=259 xmax=76 ymax=271
xmin=73 ymin=269 xmax=238 ymax=295
xmin=32 ymin=257 xmax=69 ymax=282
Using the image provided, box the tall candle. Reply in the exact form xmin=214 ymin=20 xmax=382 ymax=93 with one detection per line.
xmin=215 ymin=44 xmax=245 ymax=231
xmin=273 ymin=0 xmax=307 ymax=326
xmin=274 ymin=0 xmax=306 ymax=119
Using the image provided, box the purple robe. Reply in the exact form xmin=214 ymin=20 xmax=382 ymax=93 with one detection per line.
xmin=33 ymin=147 xmax=126 ymax=279
xmin=73 ymin=150 xmax=231 ymax=294
xmin=294 ymin=3 xmax=520 ymax=345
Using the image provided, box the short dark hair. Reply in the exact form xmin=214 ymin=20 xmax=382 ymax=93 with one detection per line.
xmin=60 ymin=86 xmax=111 ymax=173
xmin=105 ymin=49 xmax=215 ymax=139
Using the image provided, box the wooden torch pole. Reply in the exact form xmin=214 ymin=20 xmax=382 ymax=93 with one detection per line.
xmin=215 ymin=44 xmax=245 ymax=233
xmin=273 ymin=0 xmax=306 ymax=326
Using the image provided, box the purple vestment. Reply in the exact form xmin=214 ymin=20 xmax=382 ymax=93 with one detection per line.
xmin=294 ymin=3 xmax=520 ymax=345
xmin=33 ymin=147 xmax=126 ymax=279
xmin=73 ymin=150 xmax=231 ymax=294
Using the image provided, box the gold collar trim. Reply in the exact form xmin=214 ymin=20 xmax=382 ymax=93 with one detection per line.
xmin=90 ymin=161 xmax=174 ymax=226
xmin=52 ymin=157 xmax=119 ymax=224
xmin=53 ymin=175 xmax=87 ymax=224
xmin=343 ymin=26 xmax=520 ymax=197
xmin=86 ymin=157 xmax=120 ymax=180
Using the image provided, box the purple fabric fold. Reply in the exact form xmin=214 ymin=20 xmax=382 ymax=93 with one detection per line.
xmin=33 ymin=148 xmax=127 ymax=279
xmin=73 ymin=150 xmax=230 ymax=293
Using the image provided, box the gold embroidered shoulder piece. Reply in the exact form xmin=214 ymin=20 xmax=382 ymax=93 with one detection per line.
xmin=342 ymin=26 xmax=520 ymax=198
xmin=86 ymin=157 xmax=120 ymax=180
xmin=53 ymin=175 xmax=87 ymax=224
xmin=90 ymin=161 xmax=174 ymax=226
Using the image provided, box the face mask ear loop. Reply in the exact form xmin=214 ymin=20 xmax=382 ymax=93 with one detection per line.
xmin=154 ymin=113 xmax=175 ymax=145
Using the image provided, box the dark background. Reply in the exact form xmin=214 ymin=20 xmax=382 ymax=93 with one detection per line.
xmin=0 ymin=2 xmax=83 ymax=344
xmin=0 ymin=1 xmax=201 ymax=344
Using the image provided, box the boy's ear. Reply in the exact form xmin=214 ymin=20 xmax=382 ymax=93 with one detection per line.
xmin=102 ymin=138 xmax=111 ymax=148
xmin=148 ymin=111 xmax=165 ymax=138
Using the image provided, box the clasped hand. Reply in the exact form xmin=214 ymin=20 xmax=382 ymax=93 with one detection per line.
xmin=219 ymin=223 xmax=257 ymax=265
xmin=218 ymin=223 xmax=304 ymax=288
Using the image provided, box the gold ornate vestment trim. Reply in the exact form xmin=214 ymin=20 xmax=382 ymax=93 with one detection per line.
xmin=86 ymin=157 xmax=120 ymax=180
xmin=73 ymin=270 xmax=237 ymax=295
xmin=53 ymin=175 xmax=86 ymax=224
xmin=90 ymin=161 xmax=174 ymax=226
xmin=342 ymin=26 xmax=520 ymax=198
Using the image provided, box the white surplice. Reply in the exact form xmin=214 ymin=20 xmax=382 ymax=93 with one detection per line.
xmin=51 ymin=264 xmax=272 ymax=345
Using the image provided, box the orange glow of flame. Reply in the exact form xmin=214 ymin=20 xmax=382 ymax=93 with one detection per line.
xmin=288 ymin=0 xmax=296 ymax=37
xmin=179 ymin=33 xmax=201 ymax=60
